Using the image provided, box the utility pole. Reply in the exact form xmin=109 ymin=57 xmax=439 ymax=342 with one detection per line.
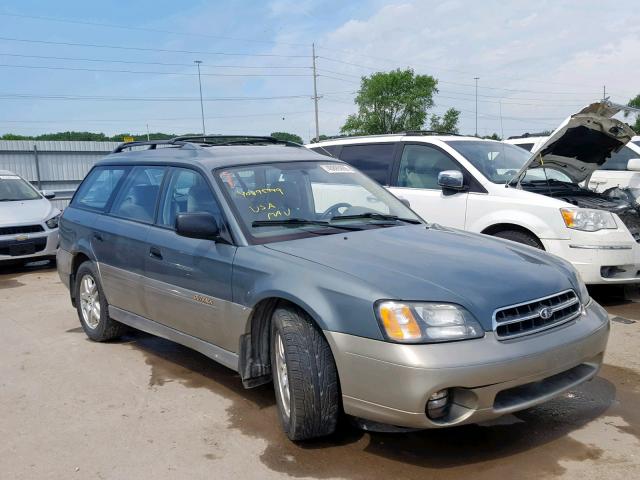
xmin=312 ymin=43 xmax=320 ymax=142
xmin=474 ymin=77 xmax=479 ymax=137
xmin=603 ymin=85 xmax=607 ymax=101
xmin=194 ymin=60 xmax=206 ymax=136
xmin=146 ymin=123 xmax=150 ymax=141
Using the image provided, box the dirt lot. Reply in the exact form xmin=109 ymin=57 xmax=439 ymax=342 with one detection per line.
xmin=1 ymin=262 xmax=639 ymax=480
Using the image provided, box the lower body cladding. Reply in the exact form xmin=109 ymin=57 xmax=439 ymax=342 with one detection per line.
xmin=0 ymin=230 xmax=59 ymax=263
xmin=324 ymin=301 xmax=609 ymax=429
xmin=543 ymin=236 xmax=640 ymax=285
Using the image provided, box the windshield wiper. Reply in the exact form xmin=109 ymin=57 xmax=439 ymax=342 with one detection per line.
xmin=252 ymin=218 xmax=362 ymax=231
xmin=330 ymin=212 xmax=422 ymax=224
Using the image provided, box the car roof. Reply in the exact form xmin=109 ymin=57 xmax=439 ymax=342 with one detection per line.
xmin=305 ymin=134 xmax=486 ymax=148
xmin=96 ymin=144 xmax=335 ymax=170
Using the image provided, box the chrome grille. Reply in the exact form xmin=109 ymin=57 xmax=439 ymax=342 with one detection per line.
xmin=493 ymin=290 xmax=581 ymax=340
xmin=0 ymin=224 xmax=44 ymax=236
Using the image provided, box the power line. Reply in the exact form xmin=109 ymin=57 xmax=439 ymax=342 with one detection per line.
xmin=0 ymin=52 xmax=312 ymax=70
xmin=0 ymin=62 xmax=313 ymax=77
xmin=0 ymin=12 xmax=309 ymax=48
xmin=0 ymin=36 xmax=309 ymax=59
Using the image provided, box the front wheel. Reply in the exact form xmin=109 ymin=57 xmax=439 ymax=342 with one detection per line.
xmin=492 ymin=230 xmax=543 ymax=249
xmin=271 ymin=306 xmax=340 ymax=441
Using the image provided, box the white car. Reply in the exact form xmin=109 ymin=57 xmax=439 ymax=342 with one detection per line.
xmin=0 ymin=170 xmax=60 ymax=265
xmin=507 ymin=135 xmax=640 ymax=196
xmin=306 ymin=102 xmax=640 ymax=285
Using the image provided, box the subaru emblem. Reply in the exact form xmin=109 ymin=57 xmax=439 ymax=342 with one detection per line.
xmin=539 ymin=307 xmax=553 ymax=320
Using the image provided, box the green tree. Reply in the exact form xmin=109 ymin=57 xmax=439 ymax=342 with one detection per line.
xmin=270 ymin=131 xmax=303 ymax=144
xmin=341 ymin=68 xmax=438 ymax=135
xmin=429 ymin=108 xmax=460 ymax=134
xmin=482 ymin=133 xmax=502 ymax=140
xmin=626 ymin=94 xmax=640 ymax=133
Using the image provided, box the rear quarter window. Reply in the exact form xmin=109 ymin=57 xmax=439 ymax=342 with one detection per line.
xmin=309 ymin=145 xmax=341 ymax=158
xmin=72 ymin=166 xmax=128 ymax=211
xmin=338 ymin=143 xmax=396 ymax=185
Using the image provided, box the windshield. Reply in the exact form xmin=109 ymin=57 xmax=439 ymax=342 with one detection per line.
xmin=446 ymin=140 xmax=572 ymax=184
xmin=633 ymin=140 xmax=640 ymax=148
xmin=0 ymin=174 xmax=41 ymax=201
xmin=217 ymin=161 xmax=422 ymax=244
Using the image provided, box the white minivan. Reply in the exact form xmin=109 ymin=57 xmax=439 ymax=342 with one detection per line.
xmin=507 ymin=135 xmax=640 ymax=196
xmin=0 ymin=170 xmax=60 ymax=265
xmin=307 ymin=102 xmax=640 ymax=285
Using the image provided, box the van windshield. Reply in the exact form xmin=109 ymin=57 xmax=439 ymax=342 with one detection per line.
xmin=216 ymin=161 xmax=422 ymax=244
xmin=0 ymin=174 xmax=41 ymax=201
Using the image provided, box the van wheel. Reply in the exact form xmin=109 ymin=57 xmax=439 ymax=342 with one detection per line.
xmin=271 ymin=306 xmax=339 ymax=441
xmin=75 ymin=261 xmax=127 ymax=341
xmin=493 ymin=230 xmax=543 ymax=249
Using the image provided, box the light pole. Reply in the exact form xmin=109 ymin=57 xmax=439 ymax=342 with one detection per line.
xmin=194 ymin=60 xmax=206 ymax=136
xmin=474 ymin=76 xmax=479 ymax=137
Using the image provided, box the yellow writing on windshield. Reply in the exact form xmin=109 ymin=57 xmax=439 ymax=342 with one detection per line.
xmin=267 ymin=208 xmax=291 ymax=220
xmin=249 ymin=202 xmax=278 ymax=213
xmin=237 ymin=187 xmax=284 ymax=197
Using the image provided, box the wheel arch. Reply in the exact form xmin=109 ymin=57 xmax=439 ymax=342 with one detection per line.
xmin=69 ymin=251 xmax=94 ymax=307
xmin=481 ymin=223 xmax=545 ymax=249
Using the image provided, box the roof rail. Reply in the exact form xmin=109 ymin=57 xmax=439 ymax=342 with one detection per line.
xmin=313 ymin=130 xmax=462 ymax=143
xmin=403 ymin=130 xmax=462 ymax=137
xmin=112 ymin=135 xmax=302 ymax=154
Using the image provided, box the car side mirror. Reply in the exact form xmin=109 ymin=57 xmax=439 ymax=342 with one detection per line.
xmin=398 ymin=197 xmax=410 ymax=208
xmin=438 ymin=170 xmax=465 ymax=191
xmin=41 ymin=190 xmax=56 ymax=199
xmin=627 ymin=158 xmax=640 ymax=171
xmin=175 ymin=213 xmax=220 ymax=240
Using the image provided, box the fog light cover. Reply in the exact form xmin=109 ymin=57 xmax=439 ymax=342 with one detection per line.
xmin=427 ymin=389 xmax=450 ymax=419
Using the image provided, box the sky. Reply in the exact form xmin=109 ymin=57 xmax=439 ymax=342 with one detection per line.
xmin=0 ymin=0 xmax=638 ymax=142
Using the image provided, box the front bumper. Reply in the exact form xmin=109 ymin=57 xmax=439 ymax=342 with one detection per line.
xmin=542 ymin=237 xmax=640 ymax=284
xmin=324 ymin=300 xmax=609 ymax=429
xmin=0 ymin=229 xmax=59 ymax=263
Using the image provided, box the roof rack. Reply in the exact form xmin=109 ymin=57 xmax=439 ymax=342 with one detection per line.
xmin=313 ymin=130 xmax=462 ymax=143
xmin=113 ymin=135 xmax=302 ymax=153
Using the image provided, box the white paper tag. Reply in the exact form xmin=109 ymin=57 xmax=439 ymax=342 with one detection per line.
xmin=320 ymin=164 xmax=355 ymax=174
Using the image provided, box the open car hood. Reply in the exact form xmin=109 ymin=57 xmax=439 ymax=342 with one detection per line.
xmin=510 ymin=102 xmax=636 ymax=185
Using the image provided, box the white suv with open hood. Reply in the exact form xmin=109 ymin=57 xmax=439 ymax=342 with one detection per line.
xmin=307 ymin=102 xmax=640 ymax=284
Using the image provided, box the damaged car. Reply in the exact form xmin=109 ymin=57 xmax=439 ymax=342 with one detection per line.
xmin=307 ymin=102 xmax=640 ymax=284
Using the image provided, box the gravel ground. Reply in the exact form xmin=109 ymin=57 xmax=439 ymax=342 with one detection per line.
xmin=1 ymin=261 xmax=638 ymax=480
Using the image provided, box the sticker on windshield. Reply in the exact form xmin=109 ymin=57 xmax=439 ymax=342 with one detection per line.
xmin=320 ymin=164 xmax=354 ymax=174
xmin=0 ymin=175 xmax=19 ymax=179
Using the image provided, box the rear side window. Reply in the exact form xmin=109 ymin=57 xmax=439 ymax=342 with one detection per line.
xmin=514 ymin=143 xmax=534 ymax=152
xmin=72 ymin=166 xmax=127 ymax=211
xmin=110 ymin=166 xmax=166 ymax=223
xmin=339 ymin=143 xmax=396 ymax=184
xmin=309 ymin=145 xmax=341 ymax=158
xmin=601 ymin=146 xmax=637 ymax=171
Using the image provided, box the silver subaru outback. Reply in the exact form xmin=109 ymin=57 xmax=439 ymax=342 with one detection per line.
xmin=57 ymin=136 xmax=609 ymax=441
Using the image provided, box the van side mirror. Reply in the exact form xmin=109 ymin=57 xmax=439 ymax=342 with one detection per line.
xmin=41 ymin=190 xmax=56 ymax=199
xmin=627 ymin=158 xmax=640 ymax=171
xmin=175 ymin=213 xmax=220 ymax=240
xmin=438 ymin=170 xmax=465 ymax=191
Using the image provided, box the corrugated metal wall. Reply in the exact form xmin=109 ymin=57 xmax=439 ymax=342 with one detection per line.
xmin=0 ymin=141 xmax=119 ymax=209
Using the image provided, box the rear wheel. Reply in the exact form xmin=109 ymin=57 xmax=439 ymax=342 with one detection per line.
xmin=271 ymin=305 xmax=340 ymax=441
xmin=492 ymin=230 xmax=543 ymax=249
xmin=75 ymin=261 xmax=127 ymax=341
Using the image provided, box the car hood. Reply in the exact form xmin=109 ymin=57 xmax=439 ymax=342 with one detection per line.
xmin=265 ymin=225 xmax=579 ymax=330
xmin=0 ymin=198 xmax=56 ymax=227
xmin=511 ymin=102 xmax=636 ymax=184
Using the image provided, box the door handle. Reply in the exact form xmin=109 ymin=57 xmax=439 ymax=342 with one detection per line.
xmin=93 ymin=232 xmax=103 ymax=242
xmin=149 ymin=246 xmax=163 ymax=260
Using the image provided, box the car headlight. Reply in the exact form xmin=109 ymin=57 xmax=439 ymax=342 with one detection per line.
xmin=45 ymin=214 xmax=60 ymax=229
xmin=376 ymin=301 xmax=484 ymax=343
xmin=560 ymin=208 xmax=616 ymax=232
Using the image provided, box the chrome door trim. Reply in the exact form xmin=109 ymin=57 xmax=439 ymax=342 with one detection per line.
xmin=109 ymin=306 xmax=239 ymax=372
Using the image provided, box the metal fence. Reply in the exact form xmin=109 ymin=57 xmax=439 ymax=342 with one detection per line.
xmin=0 ymin=141 xmax=119 ymax=209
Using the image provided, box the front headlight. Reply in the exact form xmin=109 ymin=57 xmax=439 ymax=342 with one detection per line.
xmin=45 ymin=214 xmax=60 ymax=229
xmin=560 ymin=208 xmax=616 ymax=232
xmin=376 ymin=301 xmax=484 ymax=343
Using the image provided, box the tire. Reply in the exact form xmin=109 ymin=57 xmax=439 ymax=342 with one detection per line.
xmin=492 ymin=230 xmax=543 ymax=249
xmin=74 ymin=261 xmax=127 ymax=341
xmin=271 ymin=305 xmax=340 ymax=441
